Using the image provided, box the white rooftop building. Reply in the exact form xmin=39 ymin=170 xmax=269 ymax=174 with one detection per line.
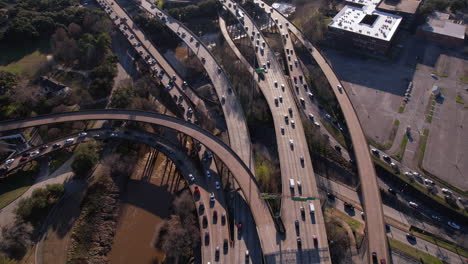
xmin=328 ymin=0 xmax=402 ymax=54
xmin=329 ymin=5 xmax=402 ymax=41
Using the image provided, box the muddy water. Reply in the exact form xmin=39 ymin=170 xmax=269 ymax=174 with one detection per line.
xmin=108 ymin=149 xmax=181 ymax=264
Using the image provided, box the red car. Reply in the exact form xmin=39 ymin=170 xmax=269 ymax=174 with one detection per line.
xmin=20 ymin=156 xmax=28 ymax=162
xmin=194 ymin=186 xmax=200 ymax=196
xmin=237 ymin=222 xmax=242 ymax=232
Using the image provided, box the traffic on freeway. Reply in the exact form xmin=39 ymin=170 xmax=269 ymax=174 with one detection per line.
xmin=219 ymin=0 xmax=331 ymax=262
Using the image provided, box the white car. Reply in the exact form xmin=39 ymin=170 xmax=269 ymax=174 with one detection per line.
xmin=314 ymin=121 xmax=320 ymax=127
xmin=291 ymin=120 xmax=295 ymax=128
xmin=206 ymin=170 xmax=211 ymax=178
xmin=309 ymin=113 xmax=314 ymax=120
xmin=65 ymin=138 xmax=74 ymax=144
xmin=424 ymin=178 xmax=434 ymax=185
xmin=6 ymin=159 xmax=14 ymax=165
xmin=78 ymin=132 xmax=87 ymax=137
xmin=210 ymin=192 xmax=216 ymax=202
xmin=215 ymin=181 xmax=221 ymax=190
xmin=408 ymin=201 xmax=418 ymax=208
xmin=441 ymin=188 xmax=452 ymax=195
xmin=31 ymin=151 xmax=40 ymax=157
xmin=289 ymin=139 xmax=294 ymax=148
xmin=188 ymin=174 xmax=195 ymax=183
xmin=447 ymin=221 xmax=460 ymax=230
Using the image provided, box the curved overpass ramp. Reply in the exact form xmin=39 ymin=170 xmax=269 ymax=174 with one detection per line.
xmin=0 ymin=110 xmax=279 ymax=256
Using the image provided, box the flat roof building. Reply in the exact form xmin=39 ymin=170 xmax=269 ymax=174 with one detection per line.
xmin=377 ymin=0 xmax=421 ymax=29
xmin=417 ymin=12 xmax=465 ymax=47
xmin=328 ymin=3 xmax=402 ymax=55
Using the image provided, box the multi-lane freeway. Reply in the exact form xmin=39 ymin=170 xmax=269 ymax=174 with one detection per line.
xmin=246 ymin=1 xmax=390 ymax=262
xmin=220 ymin=0 xmax=331 ymax=262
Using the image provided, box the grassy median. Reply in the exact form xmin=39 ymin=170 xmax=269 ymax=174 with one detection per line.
xmin=388 ymin=237 xmax=443 ymax=264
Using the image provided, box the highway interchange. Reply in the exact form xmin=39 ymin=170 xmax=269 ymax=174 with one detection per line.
xmin=1 ymin=0 xmax=465 ymax=263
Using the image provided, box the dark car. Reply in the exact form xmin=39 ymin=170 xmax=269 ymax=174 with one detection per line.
xmin=372 ymin=252 xmax=378 ymax=263
xmin=297 ymin=237 xmax=302 ymax=250
xmin=52 ymin=143 xmax=61 ymax=149
xmin=388 ymin=188 xmax=397 ymax=195
xmin=300 ymin=207 xmax=305 ymax=219
xmin=406 ymin=233 xmax=416 ymax=241
xmin=334 ymin=145 xmax=342 ymax=152
xmin=237 ymin=222 xmax=242 ymax=233
xmin=223 ymin=239 xmax=228 ymax=254
xmin=213 ymin=210 xmax=218 ymax=222
xmin=21 ymin=152 xmax=30 ymax=157
xmin=199 ymin=203 xmax=205 ymax=214
xmin=295 ymin=220 xmax=300 ymax=233
xmin=221 ymin=213 xmax=226 ymax=225
xmin=215 ymin=246 xmax=220 ymax=260
xmin=327 ymin=192 xmax=335 ymax=200
xmin=202 ymin=215 xmax=208 ymax=228
xmin=39 ymin=145 xmax=49 ymax=152
xmin=204 ymin=232 xmax=209 ymax=245
xmin=344 ymin=202 xmax=354 ymax=210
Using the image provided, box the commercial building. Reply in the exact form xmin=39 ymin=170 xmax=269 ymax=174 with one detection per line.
xmin=417 ymin=12 xmax=465 ymax=47
xmin=328 ymin=2 xmax=402 ymax=55
xmin=376 ymin=0 xmax=421 ymax=29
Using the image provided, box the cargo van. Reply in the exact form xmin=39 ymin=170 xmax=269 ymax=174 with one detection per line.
xmin=289 ymin=179 xmax=295 ymax=189
xmin=309 ymin=203 xmax=315 ymax=213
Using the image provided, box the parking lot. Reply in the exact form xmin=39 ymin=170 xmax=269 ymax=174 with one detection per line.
xmin=323 ymin=38 xmax=416 ymax=146
xmin=323 ymin=35 xmax=468 ymax=191
xmin=423 ymin=54 xmax=468 ymax=191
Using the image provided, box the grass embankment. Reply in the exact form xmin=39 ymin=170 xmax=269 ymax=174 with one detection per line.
xmin=321 ymin=120 xmax=346 ymax=148
xmin=455 ymin=93 xmax=464 ymax=104
xmin=326 ymin=207 xmax=364 ymax=247
xmin=0 ymin=162 xmax=38 ymax=209
xmin=49 ymin=151 xmax=73 ymax=174
xmin=0 ymin=40 xmax=50 ymax=75
xmin=388 ymin=238 xmax=443 ymax=264
xmin=368 ymin=119 xmax=399 ymax=150
xmin=373 ymin=156 xmax=468 ymax=217
xmin=392 ymin=134 xmax=408 ymax=161
xmin=417 ymin=128 xmax=429 ymax=166
xmin=410 ymin=229 xmax=468 ymax=258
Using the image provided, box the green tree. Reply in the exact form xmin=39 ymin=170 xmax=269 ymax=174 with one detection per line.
xmin=71 ymin=140 xmax=100 ymax=177
xmin=110 ymin=84 xmax=135 ymax=109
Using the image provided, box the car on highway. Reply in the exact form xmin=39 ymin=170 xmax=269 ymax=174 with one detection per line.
xmin=38 ymin=145 xmax=49 ymax=152
xmin=441 ymin=188 xmax=453 ymax=195
xmin=291 ymin=120 xmax=295 ymax=128
xmin=65 ymin=138 xmax=74 ymax=145
xmin=206 ymin=170 xmax=211 ymax=178
xmin=297 ymin=181 xmax=302 ymax=193
xmin=274 ymin=97 xmax=279 ymax=106
xmin=284 ymin=115 xmax=289 ymax=124
xmin=300 ymin=156 xmax=304 ymax=167
xmin=210 ymin=192 xmax=216 ymax=203
xmin=448 ymin=221 xmax=460 ymax=230
xmin=52 ymin=143 xmax=61 ymax=149
xmin=344 ymin=202 xmax=354 ymax=210
xmin=188 ymin=174 xmax=195 ymax=183
xmin=297 ymin=237 xmax=302 ymax=250
xmin=215 ymin=246 xmax=220 ymax=260
xmin=205 ymin=232 xmax=209 ymax=245
xmin=408 ymin=201 xmax=418 ymax=208
xmin=215 ymin=181 xmax=221 ymax=190
xmin=327 ymin=192 xmax=335 ymax=200
xmin=202 ymin=215 xmax=208 ymax=228
xmin=280 ymin=126 xmax=285 ymax=135
xmin=371 ymin=149 xmax=379 ymax=156
xmin=388 ymin=188 xmax=397 ymax=195
xmin=5 ymin=159 xmax=14 ymax=165
xmin=300 ymin=206 xmax=305 ymax=219
xmin=223 ymin=239 xmax=228 ymax=254
xmin=30 ymin=151 xmax=40 ymax=157
xmin=194 ymin=186 xmax=200 ymax=196
xmin=199 ymin=203 xmax=205 ymax=214
xmin=221 ymin=213 xmax=226 ymax=225
xmin=406 ymin=233 xmax=416 ymax=241
xmin=314 ymin=121 xmax=320 ymax=127
xmin=245 ymin=250 xmax=249 ymax=261
xmin=288 ymin=107 xmax=293 ymax=116
xmin=289 ymin=139 xmax=294 ymax=150
xmin=279 ymin=96 xmax=283 ymax=103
